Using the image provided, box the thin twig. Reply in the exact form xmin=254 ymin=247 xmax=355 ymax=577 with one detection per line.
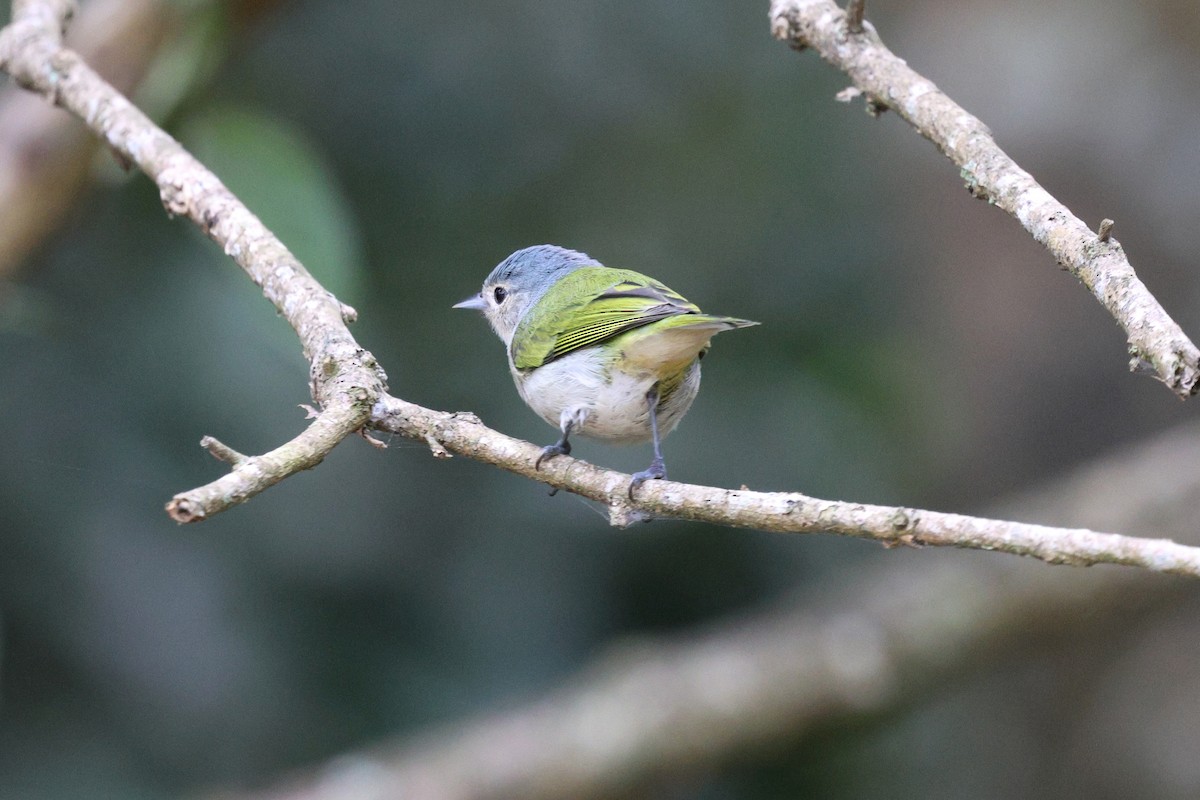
xmin=844 ymin=0 xmax=865 ymax=34
xmin=1098 ymin=218 xmax=1115 ymax=243
xmin=371 ymin=395 xmax=1200 ymax=578
xmin=200 ymin=435 xmax=247 ymax=467
xmin=167 ymin=403 xmax=366 ymax=522
xmin=770 ymin=0 xmax=1200 ymax=399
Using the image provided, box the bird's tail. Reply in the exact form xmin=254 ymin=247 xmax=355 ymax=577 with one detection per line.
xmin=620 ymin=312 xmax=757 ymax=374
xmin=673 ymin=314 xmax=759 ymax=332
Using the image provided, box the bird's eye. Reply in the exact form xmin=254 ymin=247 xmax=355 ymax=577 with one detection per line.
xmin=493 ymin=286 xmax=508 ymax=304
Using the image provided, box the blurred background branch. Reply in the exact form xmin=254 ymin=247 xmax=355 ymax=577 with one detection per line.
xmin=0 ymin=0 xmax=173 ymax=276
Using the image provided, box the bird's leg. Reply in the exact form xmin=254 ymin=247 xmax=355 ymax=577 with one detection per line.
xmin=539 ymin=408 xmax=590 ymax=495
xmin=629 ymin=384 xmax=667 ymax=499
xmin=536 ymin=421 xmax=573 ymax=470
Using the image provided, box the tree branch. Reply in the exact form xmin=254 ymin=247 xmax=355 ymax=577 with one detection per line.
xmin=372 ymin=395 xmax=1200 ymax=578
xmin=0 ymin=0 xmax=388 ymax=523
xmin=226 ymin=420 xmax=1200 ymax=800
xmin=165 ymin=403 xmax=367 ymax=522
xmin=770 ymin=0 xmax=1200 ymax=399
xmin=3 ymin=0 xmax=1197 ymax=582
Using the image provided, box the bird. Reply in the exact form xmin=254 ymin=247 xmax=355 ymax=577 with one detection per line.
xmin=454 ymin=245 xmax=757 ymax=498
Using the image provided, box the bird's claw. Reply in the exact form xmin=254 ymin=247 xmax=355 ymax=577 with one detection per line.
xmin=536 ymin=442 xmax=571 ymax=470
xmin=628 ymin=457 xmax=666 ymax=500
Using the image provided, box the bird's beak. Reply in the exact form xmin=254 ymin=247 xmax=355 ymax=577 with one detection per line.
xmin=452 ymin=293 xmax=487 ymax=311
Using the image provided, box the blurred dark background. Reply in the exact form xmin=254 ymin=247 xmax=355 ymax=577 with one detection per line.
xmin=1 ymin=0 xmax=1199 ymax=797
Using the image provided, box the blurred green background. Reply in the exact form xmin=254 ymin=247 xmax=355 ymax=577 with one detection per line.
xmin=2 ymin=0 xmax=1199 ymax=797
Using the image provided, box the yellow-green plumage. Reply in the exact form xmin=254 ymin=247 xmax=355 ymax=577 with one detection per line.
xmin=512 ymin=268 xmax=690 ymax=369
xmin=511 ymin=266 xmax=753 ymax=371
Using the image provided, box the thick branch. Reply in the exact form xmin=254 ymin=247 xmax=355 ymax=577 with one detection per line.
xmin=229 ymin=421 xmax=1200 ymax=800
xmin=1 ymin=0 xmax=388 ymax=522
xmin=769 ymin=0 xmax=1200 ymax=398
xmin=372 ymin=395 xmax=1200 ymax=578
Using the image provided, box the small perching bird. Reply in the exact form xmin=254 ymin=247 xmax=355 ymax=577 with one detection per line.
xmin=454 ymin=245 xmax=757 ymax=497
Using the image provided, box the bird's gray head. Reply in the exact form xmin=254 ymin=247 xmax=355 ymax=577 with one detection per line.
xmin=453 ymin=245 xmax=598 ymax=343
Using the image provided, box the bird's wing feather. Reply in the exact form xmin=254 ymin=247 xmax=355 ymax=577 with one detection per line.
xmin=511 ymin=267 xmax=700 ymax=370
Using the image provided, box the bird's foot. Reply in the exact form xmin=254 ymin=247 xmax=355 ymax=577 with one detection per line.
xmin=536 ymin=440 xmax=571 ymax=470
xmin=628 ymin=457 xmax=666 ymax=499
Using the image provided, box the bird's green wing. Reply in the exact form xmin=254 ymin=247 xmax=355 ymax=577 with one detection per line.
xmin=511 ymin=267 xmax=701 ymax=370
